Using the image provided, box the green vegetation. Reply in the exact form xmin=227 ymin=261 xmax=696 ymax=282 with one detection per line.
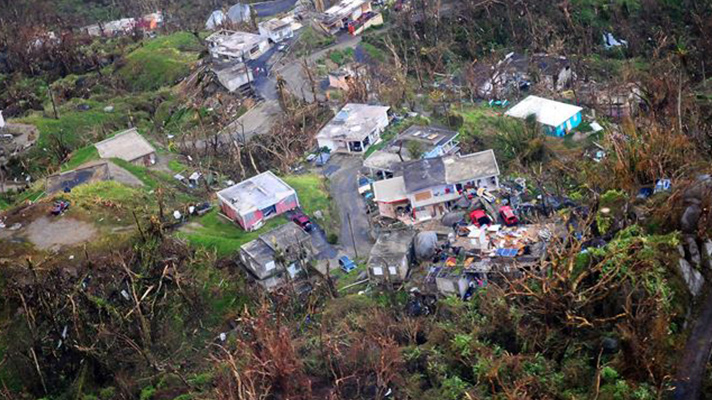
xmin=180 ymin=208 xmax=286 ymax=257
xmin=66 ymin=181 xmax=149 ymax=215
xmin=292 ymin=26 xmax=335 ymax=56
xmin=168 ymin=159 xmax=189 ymax=173
xmin=360 ymin=42 xmax=386 ymax=62
xmin=62 ymin=145 xmax=100 ymax=171
xmin=327 ymin=47 xmax=355 ymax=66
xmin=118 ymin=32 xmax=202 ymax=92
xmin=110 ymin=158 xmax=161 ymax=189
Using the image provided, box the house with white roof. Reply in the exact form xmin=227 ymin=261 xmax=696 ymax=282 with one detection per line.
xmin=94 ymin=128 xmax=156 ymax=166
xmin=372 ymin=150 xmax=500 ymax=223
xmin=217 ymin=171 xmax=299 ymax=231
xmin=505 ymin=95 xmax=583 ymax=137
xmin=205 ymin=30 xmax=270 ymax=62
xmin=316 ymin=103 xmax=390 ymax=154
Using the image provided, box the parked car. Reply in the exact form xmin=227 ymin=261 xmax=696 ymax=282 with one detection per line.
xmin=469 ymin=209 xmax=491 ymax=227
xmin=194 ymin=202 xmax=213 ymax=216
xmin=338 ymin=255 xmax=357 ymax=273
xmin=357 ymin=176 xmax=373 ymax=195
xmin=291 ymin=212 xmax=313 ymax=232
xmin=499 ymin=206 xmax=518 ymax=226
xmin=51 ymin=200 xmax=70 ymax=216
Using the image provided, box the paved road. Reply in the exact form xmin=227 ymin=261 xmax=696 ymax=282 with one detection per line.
xmin=323 ymin=154 xmax=374 ymax=260
xmin=252 ymin=0 xmax=298 ymax=16
xmin=272 ymin=33 xmax=363 ymax=103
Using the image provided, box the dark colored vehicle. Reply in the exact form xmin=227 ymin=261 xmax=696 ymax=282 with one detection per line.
xmin=51 ymin=200 xmax=70 ymax=216
xmin=469 ymin=209 xmax=491 ymax=227
xmin=194 ymin=202 xmax=213 ymax=216
xmin=499 ymin=206 xmax=519 ymax=226
xmin=338 ymin=255 xmax=357 ymax=273
xmin=291 ymin=212 xmax=313 ymax=232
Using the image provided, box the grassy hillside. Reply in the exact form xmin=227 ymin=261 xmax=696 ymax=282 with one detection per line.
xmin=118 ymin=32 xmax=203 ymax=92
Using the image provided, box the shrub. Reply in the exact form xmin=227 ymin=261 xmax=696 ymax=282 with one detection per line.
xmin=327 ymin=233 xmax=339 ymax=244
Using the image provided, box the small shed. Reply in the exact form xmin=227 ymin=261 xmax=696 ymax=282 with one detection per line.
xmin=367 ymin=230 xmax=416 ymax=283
xmin=94 ymin=128 xmax=156 ymax=166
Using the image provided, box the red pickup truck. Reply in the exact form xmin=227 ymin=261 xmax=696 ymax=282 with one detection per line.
xmin=499 ymin=206 xmax=519 ymax=226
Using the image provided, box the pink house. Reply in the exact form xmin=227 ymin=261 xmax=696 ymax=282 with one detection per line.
xmin=217 ymin=171 xmax=299 ymax=231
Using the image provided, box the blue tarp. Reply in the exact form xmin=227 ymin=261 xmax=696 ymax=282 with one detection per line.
xmin=496 ymin=248 xmax=519 ymax=257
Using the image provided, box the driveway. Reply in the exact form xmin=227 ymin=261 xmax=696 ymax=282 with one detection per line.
xmin=284 ymin=211 xmax=338 ymax=261
xmin=324 ymin=154 xmax=374 ymax=259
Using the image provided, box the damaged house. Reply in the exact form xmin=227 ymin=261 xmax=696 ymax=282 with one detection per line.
xmin=367 ymin=230 xmax=417 ymax=283
xmin=578 ymin=82 xmax=644 ymax=119
xmin=364 ymin=125 xmax=460 ymax=178
xmin=210 ymin=60 xmax=254 ymax=94
xmin=468 ymin=52 xmax=575 ymax=99
xmin=372 ymin=150 xmax=500 ymax=223
xmin=316 ymin=103 xmax=390 ymax=154
xmin=239 ymin=223 xmax=314 ymax=291
xmin=217 ymin=171 xmax=300 ymax=231
xmin=505 ymin=95 xmax=583 ymax=137
xmin=319 ymin=0 xmax=383 ymax=36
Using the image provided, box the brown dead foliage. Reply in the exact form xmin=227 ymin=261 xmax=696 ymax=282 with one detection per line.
xmin=0 ymin=236 xmax=205 ymax=397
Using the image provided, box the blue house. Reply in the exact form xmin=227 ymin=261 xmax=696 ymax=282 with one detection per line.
xmin=505 ymin=95 xmax=583 ymax=137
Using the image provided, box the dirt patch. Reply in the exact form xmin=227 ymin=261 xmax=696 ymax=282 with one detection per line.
xmin=23 ymin=216 xmax=98 ymax=251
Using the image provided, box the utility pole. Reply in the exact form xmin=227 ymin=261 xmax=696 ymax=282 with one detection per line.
xmin=47 ymin=86 xmax=59 ymax=119
xmin=347 ymin=212 xmax=358 ymax=259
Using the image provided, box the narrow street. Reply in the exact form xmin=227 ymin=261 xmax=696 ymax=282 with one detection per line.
xmin=323 ymin=154 xmax=374 ymax=260
xmin=672 ymin=285 xmax=712 ymax=399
